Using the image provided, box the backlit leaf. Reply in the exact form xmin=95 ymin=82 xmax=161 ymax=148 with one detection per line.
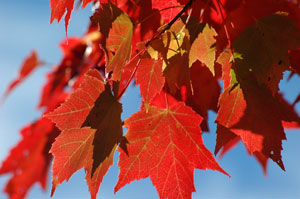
xmin=136 ymin=58 xmax=165 ymax=111
xmin=46 ymin=69 xmax=123 ymax=198
xmin=103 ymin=3 xmax=133 ymax=81
xmin=116 ymin=91 xmax=228 ymax=199
xmin=189 ymin=24 xmax=217 ymax=75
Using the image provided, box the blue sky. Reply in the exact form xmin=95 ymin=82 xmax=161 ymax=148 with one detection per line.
xmin=0 ymin=1 xmax=300 ymax=199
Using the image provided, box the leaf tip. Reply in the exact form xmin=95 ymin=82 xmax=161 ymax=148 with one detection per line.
xmin=51 ymin=176 xmax=59 ymax=197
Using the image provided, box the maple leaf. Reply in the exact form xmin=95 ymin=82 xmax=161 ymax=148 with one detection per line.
xmin=3 ymin=0 xmax=300 ymax=198
xmin=216 ymin=78 xmax=300 ymax=170
xmin=0 ymin=118 xmax=59 ymax=199
xmin=1 ymin=50 xmax=41 ymax=104
xmin=49 ymin=0 xmax=94 ymax=33
xmin=92 ymin=3 xmax=133 ymax=81
xmin=136 ymin=57 xmax=165 ymax=110
xmin=106 ymin=8 xmax=133 ymax=81
xmin=46 ymin=69 xmax=125 ymax=198
xmin=189 ymin=23 xmax=217 ymax=75
xmin=116 ymin=91 xmax=228 ymax=199
xmin=50 ymin=127 xmax=115 ymax=199
xmin=214 ymin=13 xmax=300 ymax=170
xmin=215 ymin=50 xmax=300 ymax=169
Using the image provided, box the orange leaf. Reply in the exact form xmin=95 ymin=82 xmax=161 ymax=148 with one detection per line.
xmin=116 ymin=91 xmax=228 ymax=199
xmin=46 ymin=69 xmax=125 ymax=198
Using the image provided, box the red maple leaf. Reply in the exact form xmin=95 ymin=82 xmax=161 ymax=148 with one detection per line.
xmin=46 ymin=69 xmax=126 ymax=198
xmin=50 ymin=0 xmax=94 ymax=33
xmin=116 ymin=91 xmax=228 ymax=199
xmin=215 ymin=13 xmax=300 ymax=170
xmin=91 ymin=3 xmax=133 ymax=81
xmin=0 ymin=118 xmax=59 ymax=199
xmin=2 ymin=0 xmax=300 ymax=198
xmin=1 ymin=51 xmax=42 ymax=104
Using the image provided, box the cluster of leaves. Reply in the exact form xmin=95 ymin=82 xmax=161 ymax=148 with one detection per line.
xmin=1 ymin=0 xmax=300 ymax=198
